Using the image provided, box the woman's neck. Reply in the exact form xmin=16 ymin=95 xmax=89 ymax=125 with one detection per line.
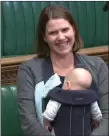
xmin=50 ymin=52 xmax=75 ymax=69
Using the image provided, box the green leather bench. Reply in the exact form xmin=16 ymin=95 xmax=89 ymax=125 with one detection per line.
xmin=1 ymin=85 xmax=24 ymax=136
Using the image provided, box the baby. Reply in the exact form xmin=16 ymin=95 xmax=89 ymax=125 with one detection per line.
xmin=43 ymin=68 xmax=102 ymax=133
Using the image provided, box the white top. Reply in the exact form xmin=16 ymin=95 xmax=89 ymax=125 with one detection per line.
xmin=43 ymin=100 xmax=102 ymax=121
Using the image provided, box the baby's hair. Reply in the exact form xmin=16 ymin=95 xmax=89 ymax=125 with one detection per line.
xmin=64 ymin=68 xmax=92 ymax=89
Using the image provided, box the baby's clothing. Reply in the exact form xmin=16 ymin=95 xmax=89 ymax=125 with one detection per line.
xmin=43 ymin=74 xmax=102 ymax=123
xmin=43 ymin=99 xmax=102 ymax=121
xmin=46 ymin=87 xmax=99 ymax=136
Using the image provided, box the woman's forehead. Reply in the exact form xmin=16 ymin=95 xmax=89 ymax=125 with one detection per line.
xmin=46 ymin=18 xmax=72 ymax=31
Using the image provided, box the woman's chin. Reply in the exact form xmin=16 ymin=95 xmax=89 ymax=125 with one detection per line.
xmin=56 ymin=50 xmax=72 ymax=57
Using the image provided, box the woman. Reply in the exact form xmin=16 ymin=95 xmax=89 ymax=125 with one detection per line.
xmin=17 ymin=5 xmax=108 ymax=136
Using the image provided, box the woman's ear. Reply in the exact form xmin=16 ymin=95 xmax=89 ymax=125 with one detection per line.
xmin=42 ymin=32 xmax=47 ymax=42
xmin=72 ymin=26 xmax=75 ymax=36
xmin=44 ymin=36 xmax=47 ymax=42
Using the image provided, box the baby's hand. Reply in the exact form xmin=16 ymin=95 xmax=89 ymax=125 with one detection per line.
xmin=43 ymin=118 xmax=52 ymax=132
xmin=91 ymin=119 xmax=100 ymax=131
xmin=44 ymin=125 xmax=52 ymax=132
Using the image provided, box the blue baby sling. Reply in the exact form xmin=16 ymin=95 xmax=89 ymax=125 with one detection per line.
xmin=34 ymin=73 xmax=62 ymax=124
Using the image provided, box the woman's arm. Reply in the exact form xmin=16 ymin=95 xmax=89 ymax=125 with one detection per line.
xmin=17 ymin=63 xmax=52 ymax=136
xmin=92 ymin=58 xmax=108 ymax=136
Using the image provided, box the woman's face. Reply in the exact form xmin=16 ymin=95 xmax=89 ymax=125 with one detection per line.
xmin=44 ymin=18 xmax=75 ymax=57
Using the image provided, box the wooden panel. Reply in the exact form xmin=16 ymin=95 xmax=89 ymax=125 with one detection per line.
xmin=1 ymin=46 xmax=108 ymax=85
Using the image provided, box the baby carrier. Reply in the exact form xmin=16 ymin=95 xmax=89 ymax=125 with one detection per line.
xmin=47 ymin=87 xmax=98 ymax=136
xmin=34 ymin=55 xmax=99 ymax=136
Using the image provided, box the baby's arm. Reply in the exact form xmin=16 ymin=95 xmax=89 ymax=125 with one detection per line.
xmin=91 ymin=101 xmax=102 ymax=121
xmin=43 ymin=100 xmax=61 ymax=121
xmin=91 ymin=101 xmax=102 ymax=130
xmin=43 ymin=100 xmax=61 ymax=131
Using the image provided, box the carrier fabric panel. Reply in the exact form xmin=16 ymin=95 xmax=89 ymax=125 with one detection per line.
xmin=1 ymin=1 xmax=108 ymax=56
xmin=1 ymin=85 xmax=24 ymax=136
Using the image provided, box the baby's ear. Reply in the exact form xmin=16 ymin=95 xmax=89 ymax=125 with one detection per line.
xmin=66 ymin=81 xmax=71 ymax=90
xmin=63 ymin=81 xmax=71 ymax=90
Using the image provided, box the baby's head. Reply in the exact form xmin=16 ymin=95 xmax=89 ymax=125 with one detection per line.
xmin=63 ymin=68 xmax=92 ymax=90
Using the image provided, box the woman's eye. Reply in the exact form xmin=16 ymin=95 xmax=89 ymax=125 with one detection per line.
xmin=49 ymin=31 xmax=57 ymax=35
xmin=62 ymin=28 xmax=69 ymax=32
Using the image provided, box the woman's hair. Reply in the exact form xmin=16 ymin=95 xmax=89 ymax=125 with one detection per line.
xmin=36 ymin=5 xmax=83 ymax=57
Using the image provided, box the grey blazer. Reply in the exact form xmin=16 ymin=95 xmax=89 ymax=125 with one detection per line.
xmin=17 ymin=54 xmax=108 ymax=136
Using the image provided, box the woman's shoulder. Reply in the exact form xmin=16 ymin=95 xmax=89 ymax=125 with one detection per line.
xmin=19 ymin=56 xmax=45 ymax=72
xmin=77 ymin=53 xmax=106 ymax=67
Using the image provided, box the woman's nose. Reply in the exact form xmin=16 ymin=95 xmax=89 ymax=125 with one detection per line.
xmin=57 ymin=32 xmax=65 ymax=41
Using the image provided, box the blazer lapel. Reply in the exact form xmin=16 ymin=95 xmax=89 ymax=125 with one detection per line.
xmin=42 ymin=57 xmax=54 ymax=83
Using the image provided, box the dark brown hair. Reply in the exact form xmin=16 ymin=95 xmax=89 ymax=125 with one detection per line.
xmin=36 ymin=5 xmax=83 ymax=57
